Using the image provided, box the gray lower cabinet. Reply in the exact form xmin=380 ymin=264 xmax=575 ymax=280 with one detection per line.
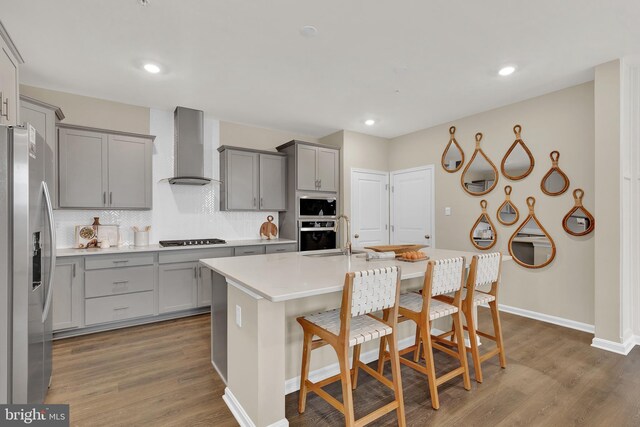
xmin=158 ymin=262 xmax=198 ymax=313
xmin=85 ymin=292 xmax=154 ymax=326
xmin=197 ymin=265 xmax=213 ymax=307
xmin=219 ymin=146 xmax=287 ymax=211
xmin=20 ymin=96 xmax=64 ymax=208
xmin=57 ymin=124 xmax=154 ymax=209
xmin=52 ymin=258 xmax=83 ymax=331
xmin=265 ymin=243 xmax=297 ymax=254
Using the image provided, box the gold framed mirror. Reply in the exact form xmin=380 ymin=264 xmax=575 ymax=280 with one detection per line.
xmin=508 ymin=197 xmax=556 ymax=269
xmin=541 ymin=151 xmax=570 ymax=196
xmin=470 ymin=200 xmax=497 ymax=250
xmin=441 ymin=126 xmax=465 ymax=173
xmin=501 ymin=124 xmax=535 ymax=180
xmin=461 ymin=132 xmax=499 ymax=196
xmin=496 ymin=185 xmax=519 ymax=226
xmin=562 ymin=189 xmax=595 ymax=236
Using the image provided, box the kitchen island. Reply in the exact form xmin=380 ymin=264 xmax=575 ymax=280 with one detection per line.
xmin=200 ymin=249 xmax=511 ymax=427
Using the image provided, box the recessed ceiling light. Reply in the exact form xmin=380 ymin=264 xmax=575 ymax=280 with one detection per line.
xmin=365 ymin=119 xmax=376 ymax=126
xmin=498 ymin=66 xmax=516 ymax=76
xmin=143 ymin=63 xmax=161 ymax=74
xmin=300 ymin=25 xmax=318 ymax=38
xmin=138 ymin=0 xmax=151 ymax=6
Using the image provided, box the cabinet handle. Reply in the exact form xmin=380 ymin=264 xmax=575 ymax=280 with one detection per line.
xmin=2 ymin=98 xmax=8 ymax=120
xmin=72 ymin=264 xmax=76 ymax=278
xmin=112 ymin=280 xmax=129 ymax=285
xmin=110 ymin=192 xmax=113 ymax=205
xmin=103 ymin=192 xmax=107 ymax=206
xmin=113 ymin=306 xmax=129 ymax=311
xmin=253 ymin=197 xmax=256 ymax=207
xmin=318 ymin=179 xmax=321 ymax=189
xmin=260 ymin=197 xmax=263 ymax=207
xmin=194 ymin=267 xmax=198 ymax=278
xmin=276 ymin=248 xmax=286 ymax=252
xmin=112 ymin=260 xmax=129 ymax=264
xmin=0 ymin=91 xmax=4 ymax=119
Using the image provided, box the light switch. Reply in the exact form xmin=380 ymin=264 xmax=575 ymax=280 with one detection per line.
xmin=445 ymin=207 xmax=451 ymax=216
xmin=235 ymin=305 xmax=242 ymax=328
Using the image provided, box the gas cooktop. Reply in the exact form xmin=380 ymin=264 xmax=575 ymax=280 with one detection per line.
xmin=159 ymin=238 xmax=226 ymax=247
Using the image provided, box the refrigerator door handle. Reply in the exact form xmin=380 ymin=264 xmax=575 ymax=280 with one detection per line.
xmin=42 ymin=181 xmax=56 ymax=323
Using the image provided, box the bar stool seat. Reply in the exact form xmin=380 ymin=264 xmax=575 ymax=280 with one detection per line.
xmin=303 ymin=309 xmax=392 ymax=347
xmin=447 ymin=289 xmax=496 ymax=306
xmin=399 ymin=293 xmax=459 ymax=320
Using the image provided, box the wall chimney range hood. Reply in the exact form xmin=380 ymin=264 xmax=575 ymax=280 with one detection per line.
xmin=166 ymin=106 xmax=218 ymax=185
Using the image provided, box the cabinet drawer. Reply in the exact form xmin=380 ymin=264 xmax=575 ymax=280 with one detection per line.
xmin=85 ymin=291 xmax=154 ymax=326
xmin=265 ymin=243 xmax=297 ymax=254
xmin=85 ymin=253 xmax=155 ymax=270
xmin=234 ymin=245 xmax=266 ymax=256
xmin=85 ymin=266 xmax=154 ymax=298
xmin=158 ymin=248 xmax=234 ymax=264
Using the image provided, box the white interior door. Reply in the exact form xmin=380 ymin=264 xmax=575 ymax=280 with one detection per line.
xmin=390 ymin=166 xmax=435 ymax=247
xmin=351 ymin=169 xmax=389 ymax=249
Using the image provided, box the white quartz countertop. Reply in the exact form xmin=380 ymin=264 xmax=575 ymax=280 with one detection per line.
xmin=200 ymin=248 xmax=512 ymax=303
xmin=56 ymin=238 xmax=297 ymax=257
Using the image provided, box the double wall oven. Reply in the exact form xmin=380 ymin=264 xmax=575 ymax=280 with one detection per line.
xmin=297 ymin=195 xmax=338 ymax=252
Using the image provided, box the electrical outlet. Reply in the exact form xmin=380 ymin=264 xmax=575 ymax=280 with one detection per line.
xmin=445 ymin=207 xmax=451 ymax=216
xmin=235 ymin=305 xmax=242 ymax=328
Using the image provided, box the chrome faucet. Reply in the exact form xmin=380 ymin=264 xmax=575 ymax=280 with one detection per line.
xmin=334 ymin=214 xmax=352 ymax=256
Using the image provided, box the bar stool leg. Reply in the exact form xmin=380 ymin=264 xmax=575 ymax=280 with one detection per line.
xmin=413 ymin=326 xmax=422 ymax=362
xmin=420 ymin=321 xmax=440 ymax=410
xmin=351 ymin=344 xmax=361 ymax=390
xmin=453 ymin=311 xmax=471 ymax=391
xmin=338 ymin=344 xmax=356 ymax=426
xmin=489 ymin=300 xmax=507 ymax=368
xmin=464 ymin=306 xmax=483 ymax=383
xmin=377 ymin=310 xmax=391 ymax=374
xmin=298 ymin=331 xmax=313 ymax=413
xmin=387 ymin=330 xmax=406 ymax=427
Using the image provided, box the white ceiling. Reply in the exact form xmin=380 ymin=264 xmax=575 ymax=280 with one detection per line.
xmin=2 ymin=0 xmax=639 ymax=138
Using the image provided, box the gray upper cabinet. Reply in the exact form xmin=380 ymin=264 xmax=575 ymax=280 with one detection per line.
xmin=20 ymin=96 xmax=64 ymax=208
xmin=291 ymin=142 xmax=339 ymax=192
xmin=259 ymin=154 xmax=286 ymax=210
xmin=58 ymin=124 xmax=154 ymax=209
xmin=317 ymin=148 xmax=339 ymax=192
xmin=219 ymin=146 xmax=286 ymax=211
xmin=108 ymin=134 xmax=153 ymax=209
xmin=58 ymin=127 xmax=108 ymax=208
xmin=296 ymin=144 xmax=318 ymax=191
xmin=0 ymin=22 xmax=23 ymax=127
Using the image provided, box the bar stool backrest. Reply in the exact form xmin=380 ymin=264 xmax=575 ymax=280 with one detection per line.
xmin=430 ymin=257 xmax=465 ymax=297
xmin=473 ymin=253 xmax=502 ymax=288
xmin=350 ymin=267 xmax=400 ymax=317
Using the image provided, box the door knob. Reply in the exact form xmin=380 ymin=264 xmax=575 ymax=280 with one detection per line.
xmin=354 ymin=234 xmax=360 ymax=238
xmin=425 ymin=235 xmax=430 ymax=239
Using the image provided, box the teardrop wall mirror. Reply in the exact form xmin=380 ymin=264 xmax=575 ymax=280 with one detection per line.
xmin=562 ymin=189 xmax=595 ymax=236
xmin=470 ymin=200 xmax=498 ymax=250
xmin=508 ymin=197 xmax=556 ymax=269
xmin=441 ymin=126 xmax=465 ymax=173
xmin=460 ymin=132 xmax=499 ymax=196
xmin=501 ymin=124 xmax=535 ymax=180
xmin=496 ymin=185 xmax=520 ymax=226
xmin=541 ymin=151 xmax=570 ymax=196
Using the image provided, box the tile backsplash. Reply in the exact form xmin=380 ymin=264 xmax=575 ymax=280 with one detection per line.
xmin=54 ymin=109 xmax=278 ymax=248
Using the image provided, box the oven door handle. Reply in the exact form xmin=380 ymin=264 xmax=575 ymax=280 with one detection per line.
xmin=299 ymin=227 xmax=335 ymax=232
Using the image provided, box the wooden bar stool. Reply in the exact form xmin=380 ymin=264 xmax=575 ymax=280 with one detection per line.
xmin=438 ymin=252 xmax=505 ymax=383
xmin=297 ymin=266 xmax=406 ymax=427
xmin=378 ymin=257 xmax=471 ymax=410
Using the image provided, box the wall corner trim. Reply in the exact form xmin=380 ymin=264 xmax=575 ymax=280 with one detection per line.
xmin=223 ymin=387 xmax=289 ymax=427
xmin=591 ymin=337 xmax=637 ymax=355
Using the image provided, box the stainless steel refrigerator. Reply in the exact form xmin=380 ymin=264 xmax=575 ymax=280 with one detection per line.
xmin=0 ymin=124 xmax=56 ymax=404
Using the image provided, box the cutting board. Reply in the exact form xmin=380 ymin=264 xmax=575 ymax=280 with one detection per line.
xmin=260 ymin=215 xmax=278 ymax=240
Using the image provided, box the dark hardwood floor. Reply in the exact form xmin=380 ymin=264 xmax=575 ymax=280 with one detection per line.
xmin=47 ymin=311 xmax=640 ymax=426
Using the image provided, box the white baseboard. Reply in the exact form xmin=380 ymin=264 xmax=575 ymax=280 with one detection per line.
xmin=483 ymin=303 xmax=595 ymax=334
xmin=591 ymin=336 xmax=637 ymax=355
xmin=223 ymin=387 xmax=290 ymax=427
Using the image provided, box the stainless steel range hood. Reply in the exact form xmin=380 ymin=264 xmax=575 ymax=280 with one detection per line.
xmin=167 ymin=106 xmax=215 ymax=185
